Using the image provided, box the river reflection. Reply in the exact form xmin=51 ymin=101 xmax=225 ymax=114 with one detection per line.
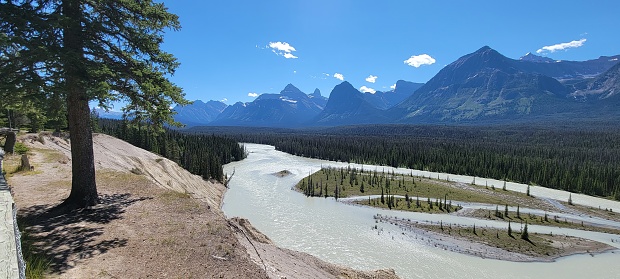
xmin=223 ymin=144 xmax=620 ymax=279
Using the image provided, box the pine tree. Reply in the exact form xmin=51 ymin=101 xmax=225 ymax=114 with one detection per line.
xmin=324 ymin=184 xmax=328 ymax=198
xmin=406 ymin=193 xmax=411 ymax=208
xmin=526 ymin=184 xmax=531 ymax=196
xmin=568 ymin=193 xmax=573 ymax=205
xmin=1 ymin=0 xmax=187 ymax=209
xmin=334 ymin=185 xmax=339 ymax=200
xmin=505 ymin=204 xmax=509 ymax=218
xmin=521 ymin=222 xmax=529 ymax=240
xmin=508 ymin=221 xmax=512 ymax=237
xmin=516 ymin=205 xmax=521 ymax=219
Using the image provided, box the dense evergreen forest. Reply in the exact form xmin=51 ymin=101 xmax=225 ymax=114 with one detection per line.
xmin=97 ymin=119 xmax=245 ymax=182
xmin=188 ymin=124 xmax=620 ymax=200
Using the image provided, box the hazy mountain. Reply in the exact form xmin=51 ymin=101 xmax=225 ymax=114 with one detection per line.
xmin=313 ymin=81 xmax=388 ymax=125
xmin=391 ymin=46 xmax=572 ymax=123
xmin=363 ymin=80 xmax=424 ymax=110
xmin=93 ymin=108 xmax=124 ymax=120
xmin=172 ymin=100 xmax=227 ymax=127
xmin=212 ymin=84 xmax=325 ymax=127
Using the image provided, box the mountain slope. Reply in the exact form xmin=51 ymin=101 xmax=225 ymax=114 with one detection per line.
xmin=314 ymin=81 xmax=388 ymax=125
xmin=567 ymin=61 xmax=620 ymax=122
xmin=391 ymin=46 xmax=571 ymax=123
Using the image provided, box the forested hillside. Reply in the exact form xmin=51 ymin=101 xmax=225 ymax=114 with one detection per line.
xmin=98 ymin=119 xmax=245 ymax=182
xmin=193 ymin=125 xmax=620 ymax=200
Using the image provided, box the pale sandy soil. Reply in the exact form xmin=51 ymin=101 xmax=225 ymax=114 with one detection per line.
xmin=7 ymin=133 xmax=397 ymax=279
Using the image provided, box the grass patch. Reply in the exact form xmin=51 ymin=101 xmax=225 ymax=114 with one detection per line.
xmin=17 ymin=218 xmax=50 ymax=279
xmin=297 ymin=167 xmax=532 ymax=206
xmin=2 ymin=153 xmax=23 ymax=177
xmin=159 ymin=190 xmax=191 ymax=201
xmin=31 ymin=148 xmax=69 ymax=164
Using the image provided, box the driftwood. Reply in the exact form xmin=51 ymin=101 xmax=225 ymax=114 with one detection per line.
xmin=224 ymin=168 xmax=235 ymax=188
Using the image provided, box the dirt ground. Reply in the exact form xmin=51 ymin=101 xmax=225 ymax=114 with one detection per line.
xmin=6 ymin=133 xmax=397 ymax=279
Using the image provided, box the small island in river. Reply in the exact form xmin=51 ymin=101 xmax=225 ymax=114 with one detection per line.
xmin=295 ymin=166 xmax=619 ymax=262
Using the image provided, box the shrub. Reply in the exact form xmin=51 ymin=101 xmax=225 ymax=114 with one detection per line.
xmin=14 ymin=142 xmax=29 ymax=155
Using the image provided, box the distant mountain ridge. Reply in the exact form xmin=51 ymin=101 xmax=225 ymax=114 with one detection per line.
xmin=173 ymin=100 xmax=227 ymax=127
xmin=211 ymin=84 xmax=327 ymax=127
xmin=170 ymin=46 xmax=620 ymax=128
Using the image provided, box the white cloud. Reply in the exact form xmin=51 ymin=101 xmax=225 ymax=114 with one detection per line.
xmin=268 ymin=41 xmax=298 ymax=59
xmin=365 ymin=75 xmax=378 ymax=83
xmin=404 ymin=54 xmax=436 ymax=67
xmin=536 ymin=39 xmax=586 ymax=54
xmin=334 ymin=73 xmax=344 ymax=81
xmin=390 ymin=84 xmax=396 ymax=90
xmin=360 ymin=86 xmax=376 ymax=94
xmin=221 ymin=98 xmax=228 ymax=102
xmin=269 ymin=41 xmax=296 ymax=52
xmin=248 ymin=92 xmax=258 ymax=98
xmin=323 ymin=73 xmax=330 ymax=76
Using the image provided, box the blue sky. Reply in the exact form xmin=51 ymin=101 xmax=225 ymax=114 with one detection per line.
xmin=156 ymin=0 xmax=620 ymax=105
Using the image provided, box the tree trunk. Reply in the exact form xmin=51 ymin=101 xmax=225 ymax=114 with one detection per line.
xmin=62 ymin=0 xmax=98 ymax=208
xmin=20 ymin=154 xmax=31 ymax=171
xmin=3 ymin=131 xmax=16 ymax=154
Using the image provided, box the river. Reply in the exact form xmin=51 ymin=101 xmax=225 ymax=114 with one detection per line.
xmin=223 ymin=143 xmax=620 ymax=279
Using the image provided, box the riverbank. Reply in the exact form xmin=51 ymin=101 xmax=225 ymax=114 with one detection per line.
xmin=6 ymin=133 xmax=397 ymax=278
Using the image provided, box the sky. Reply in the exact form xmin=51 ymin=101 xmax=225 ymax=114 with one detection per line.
xmin=151 ymin=0 xmax=620 ymax=106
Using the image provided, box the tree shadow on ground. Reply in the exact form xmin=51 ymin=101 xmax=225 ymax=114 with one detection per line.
xmin=19 ymin=193 xmax=152 ymax=274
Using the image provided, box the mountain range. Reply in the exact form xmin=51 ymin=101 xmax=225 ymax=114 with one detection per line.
xmin=100 ymin=46 xmax=620 ymax=127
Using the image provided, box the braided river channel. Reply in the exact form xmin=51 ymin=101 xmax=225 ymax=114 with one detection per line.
xmin=223 ymin=144 xmax=620 ymax=279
